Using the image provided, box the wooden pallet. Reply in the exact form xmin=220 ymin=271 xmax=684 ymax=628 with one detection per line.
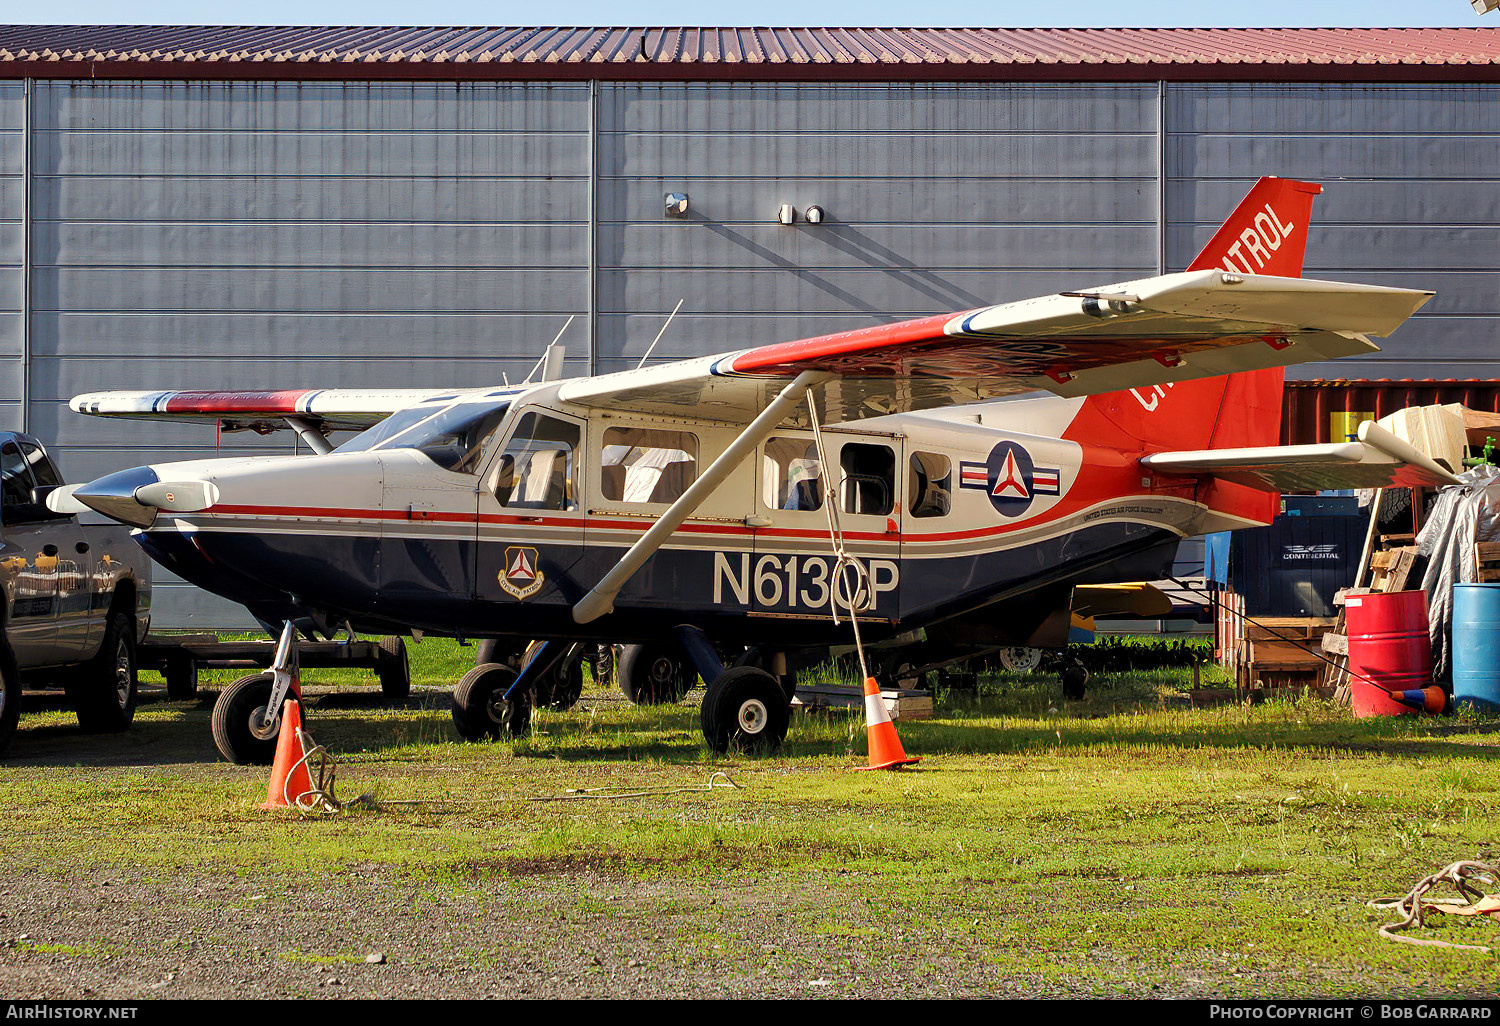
xmin=1477 ymin=541 xmax=1500 ymax=583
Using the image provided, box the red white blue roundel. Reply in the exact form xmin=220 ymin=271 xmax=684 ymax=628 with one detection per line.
xmin=959 ymin=442 xmax=1062 ymax=518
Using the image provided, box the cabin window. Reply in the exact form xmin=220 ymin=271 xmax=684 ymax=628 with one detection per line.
xmin=908 ymin=452 xmax=952 ymax=519
xmin=493 ymin=412 xmax=580 ymax=511
xmin=762 ymin=437 xmax=823 ymax=512
xmin=338 ymin=399 xmax=510 ymax=476
xmin=601 ymin=427 xmax=699 ymax=504
xmin=840 ymin=443 xmax=894 ymax=516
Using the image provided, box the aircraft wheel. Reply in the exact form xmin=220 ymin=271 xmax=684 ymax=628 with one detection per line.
xmin=376 ymin=636 xmax=410 ymax=704
xmin=1061 ymin=661 xmax=1090 ymax=701
xmin=69 ymin=610 xmax=138 ymax=734
xmin=700 ymin=666 xmax=789 ymax=755
xmin=617 ymin=644 xmax=694 ymax=704
xmin=211 ymin=672 xmax=284 ymax=765
xmin=733 ymin=647 xmax=798 ymax=704
xmin=452 ymin=663 xmax=531 ymax=741
xmin=997 ymin=646 xmax=1044 ymax=674
xmin=521 ymin=641 xmax=584 ymax=711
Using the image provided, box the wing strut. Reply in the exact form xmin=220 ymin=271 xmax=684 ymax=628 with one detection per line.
xmin=572 ymin=370 xmax=831 ymax=625
xmin=285 ymin=416 xmax=334 ymax=455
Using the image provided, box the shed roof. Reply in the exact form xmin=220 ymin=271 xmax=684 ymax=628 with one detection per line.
xmin=2 ymin=26 xmax=1499 ymax=82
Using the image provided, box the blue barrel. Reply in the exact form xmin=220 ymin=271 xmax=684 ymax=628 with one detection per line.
xmin=1453 ymin=583 xmax=1500 ymax=712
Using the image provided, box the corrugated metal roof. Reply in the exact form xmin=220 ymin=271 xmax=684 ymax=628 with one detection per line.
xmin=1 ymin=26 xmax=1498 ymax=81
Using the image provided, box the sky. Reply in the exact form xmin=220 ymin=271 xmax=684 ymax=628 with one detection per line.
xmin=0 ymin=0 xmax=1490 ymax=29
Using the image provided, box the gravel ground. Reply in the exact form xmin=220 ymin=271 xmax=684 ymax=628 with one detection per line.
xmin=0 ymin=869 xmax=1041 ymax=1000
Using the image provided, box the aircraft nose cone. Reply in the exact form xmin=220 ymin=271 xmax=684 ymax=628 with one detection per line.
xmin=71 ymin=466 xmax=161 ymax=528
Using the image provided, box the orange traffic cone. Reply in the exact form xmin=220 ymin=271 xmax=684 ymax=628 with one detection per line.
xmin=259 ymin=699 xmax=314 ymax=810
xmin=1389 ymin=686 xmax=1449 ymax=715
xmin=855 ymin=676 xmax=921 ymax=771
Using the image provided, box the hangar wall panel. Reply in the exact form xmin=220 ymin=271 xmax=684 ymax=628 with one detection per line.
xmin=1165 ymin=83 xmax=1500 ymax=380
xmin=28 ymin=80 xmax=593 ymax=626
xmin=0 ymin=83 xmax=23 ymax=434
xmin=594 ymin=82 xmax=1158 ymax=371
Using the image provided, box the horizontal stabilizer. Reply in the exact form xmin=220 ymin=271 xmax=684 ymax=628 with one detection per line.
xmin=1140 ymin=421 xmax=1462 ymax=492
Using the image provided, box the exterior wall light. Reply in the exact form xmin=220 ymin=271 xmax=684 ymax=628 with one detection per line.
xmin=664 ymin=193 xmax=689 ymax=218
xmin=804 ymin=205 xmax=825 ymax=224
xmin=776 ymin=203 xmax=797 ymax=225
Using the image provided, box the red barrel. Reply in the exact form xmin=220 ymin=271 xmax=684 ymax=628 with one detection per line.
xmin=1344 ymin=590 xmax=1433 ymax=718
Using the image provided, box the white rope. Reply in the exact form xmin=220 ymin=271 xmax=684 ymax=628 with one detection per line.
xmin=1368 ymin=860 xmax=1500 ymax=953
xmin=804 ymin=391 xmax=873 ymax=683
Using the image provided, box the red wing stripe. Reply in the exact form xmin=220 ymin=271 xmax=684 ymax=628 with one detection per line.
xmin=726 ymin=312 xmax=964 ymax=375
xmin=161 ymin=390 xmax=316 ymax=415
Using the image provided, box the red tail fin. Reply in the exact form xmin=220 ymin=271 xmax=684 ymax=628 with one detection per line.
xmin=1062 ymin=177 xmax=1323 ymax=456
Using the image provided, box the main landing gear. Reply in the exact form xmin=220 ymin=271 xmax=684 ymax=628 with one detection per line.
xmin=677 ymin=627 xmax=790 ymax=754
xmin=453 ymin=640 xmax=585 ymax=741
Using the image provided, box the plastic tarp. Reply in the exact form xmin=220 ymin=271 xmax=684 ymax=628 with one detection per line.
xmin=1417 ymin=465 xmax=1500 ymax=680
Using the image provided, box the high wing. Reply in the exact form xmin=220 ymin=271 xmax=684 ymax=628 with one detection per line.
xmin=68 ymin=387 xmax=480 ymax=434
xmin=557 ymin=269 xmax=1432 ymax=426
xmin=1139 ymin=421 xmax=1462 ymax=492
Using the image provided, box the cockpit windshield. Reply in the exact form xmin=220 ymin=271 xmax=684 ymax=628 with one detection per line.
xmin=334 ymin=401 xmax=511 ymax=475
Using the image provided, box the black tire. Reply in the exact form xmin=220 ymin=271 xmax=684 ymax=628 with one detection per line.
xmin=700 ymin=666 xmax=790 ymax=755
xmin=164 ymin=655 xmax=198 ymax=700
xmin=733 ymin=647 xmax=801 ymax=704
xmin=68 ymin=610 xmax=137 ymax=734
xmin=0 ymin=650 xmax=19 ymax=757
xmin=211 ymin=671 xmax=285 ymax=765
xmin=377 ymin=636 xmax=410 ymax=704
xmin=617 ymin=643 xmax=695 ymax=705
xmin=452 ymin=663 xmax=531 ymax=741
xmin=522 ymin=641 xmax=583 ymax=711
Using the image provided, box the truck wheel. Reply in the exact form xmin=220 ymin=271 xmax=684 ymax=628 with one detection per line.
xmin=211 ymin=672 xmax=285 ymax=765
xmin=452 ymin=663 xmax=531 ymax=741
xmin=165 ymin=655 xmax=198 ymax=700
xmin=0 ymin=655 xmax=19 ymax=757
xmin=377 ymin=636 xmax=410 ymax=704
xmin=617 ymin=643 xmax=694 ymax=704
xmin=700 ymin=666 xmax=789 ymax=755
xmin=68 ymin=611 xmax=137 ymax=734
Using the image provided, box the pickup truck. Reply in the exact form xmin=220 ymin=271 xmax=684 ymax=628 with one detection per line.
xmin=0 ymin=432 xmax=151 ymax=754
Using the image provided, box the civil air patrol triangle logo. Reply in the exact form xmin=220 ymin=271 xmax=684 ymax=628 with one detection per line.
xmin=499 ymin=546 xmax=545 ymax=600
xmin=959 ymin=441 xmax=1062 ymax=518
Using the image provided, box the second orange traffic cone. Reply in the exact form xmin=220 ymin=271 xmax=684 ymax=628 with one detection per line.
xmin=855 ymin=676 xmax=921 ymax=771
xmin=260 ymin=699 xmax=314 ymax=810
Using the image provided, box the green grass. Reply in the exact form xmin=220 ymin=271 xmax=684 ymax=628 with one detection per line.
xmin=6 ymin=635 xmax=1500 ymax=996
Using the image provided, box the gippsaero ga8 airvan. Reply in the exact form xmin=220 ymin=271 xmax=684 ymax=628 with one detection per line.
xmin=59 ymin=177 xmax=1455 ymax=762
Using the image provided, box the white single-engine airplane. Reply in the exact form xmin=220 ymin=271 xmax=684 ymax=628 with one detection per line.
xmin=58 ymin=177 xmax=1456 ymax=762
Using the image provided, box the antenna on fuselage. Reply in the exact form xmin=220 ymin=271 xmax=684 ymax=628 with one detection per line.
xmin=635 ymin=299 xmax=685 ymax=371
xmin=523 ymin=316 xmax=577 ymax=385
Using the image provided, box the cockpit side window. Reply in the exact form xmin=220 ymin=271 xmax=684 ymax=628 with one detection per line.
xmin=492 ymin=412 xmax=580 ymax=511
xmin=762 ymin=436 xmax=823 ymax=512
xmin=600 ymin=427 xmax=699 ymax=504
